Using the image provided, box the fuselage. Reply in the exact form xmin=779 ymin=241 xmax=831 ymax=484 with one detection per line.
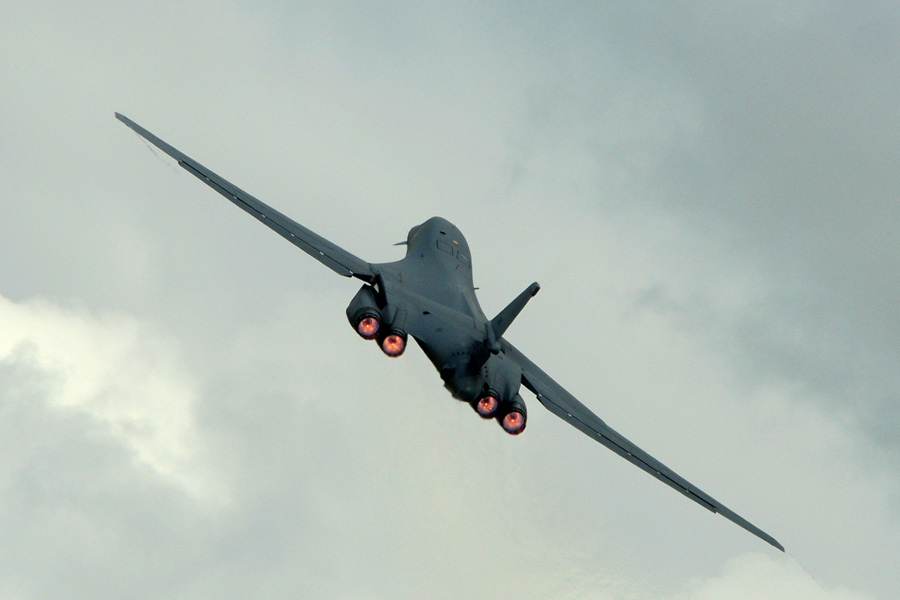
xmin=117 ymin=113 xmax=786 ymax=546
xmin=386 ymin=216 xmax=483 ymax=318
xmin=371 ymin=217 xmax=498 ymax=401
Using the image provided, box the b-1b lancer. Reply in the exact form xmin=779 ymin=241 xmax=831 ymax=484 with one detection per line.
xmin=116 ymin=113 xmax=783 ymax=551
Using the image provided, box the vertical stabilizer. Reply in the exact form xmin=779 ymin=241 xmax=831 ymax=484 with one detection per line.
xmin=491 ymin=282 xmax=541 ymax=339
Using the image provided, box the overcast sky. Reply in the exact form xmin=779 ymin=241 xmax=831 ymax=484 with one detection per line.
xmin=2 ymin=2 xmax=898 ymax=599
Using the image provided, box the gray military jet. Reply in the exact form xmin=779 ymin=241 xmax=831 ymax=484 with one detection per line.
xmin=116 ymin=113 xmax=783 ymax=552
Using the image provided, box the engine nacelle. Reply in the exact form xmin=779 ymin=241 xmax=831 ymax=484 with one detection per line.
xmin=497 ymin=393 xmax=527 ymax=435
xmin=478 ymin=354 xmax=520 ymax=401
xmin=346 ymin=285 xmax=382 ymax=340
xmin=463 ymin=354 xmax=527 ymax=432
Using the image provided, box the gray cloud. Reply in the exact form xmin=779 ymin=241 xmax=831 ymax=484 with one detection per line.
xmin=2 ymin=2 xmax=898 ymax=599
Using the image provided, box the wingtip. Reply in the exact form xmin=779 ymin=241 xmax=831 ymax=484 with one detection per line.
xmin=754 ymin=528 xmax=785 ymax=552
xmin=115 ymin=112 xmax=132 ymax=128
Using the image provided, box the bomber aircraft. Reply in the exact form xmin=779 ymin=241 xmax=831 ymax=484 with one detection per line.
xmin=116 ymin=113 xmax=783 ymax=551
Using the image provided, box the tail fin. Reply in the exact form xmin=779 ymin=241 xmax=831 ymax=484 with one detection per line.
xmin=491 ymin=282 xmax=540 ymax=340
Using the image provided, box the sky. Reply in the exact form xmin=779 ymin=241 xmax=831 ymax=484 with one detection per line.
xmin=1 ymin=2 xmax=898 ymax=598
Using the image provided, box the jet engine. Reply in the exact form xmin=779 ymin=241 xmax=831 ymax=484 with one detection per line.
xmin=346 ymin=284 xmax=408 ymax=358
xmin=473 ymin=390 xmax=500 ymax=418
xmin=380 ymin=329 xmax=407 ymax=357
xmin=346 ymin=285 xmax=382 ymax=340
xmin=497 ymin=394 xmax=527 ymax=435
xmin=465 ymin=354 xmax=527 ymax=432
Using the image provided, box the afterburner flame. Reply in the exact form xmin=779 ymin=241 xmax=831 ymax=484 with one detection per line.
xmin=476 ymin=394 xmax=499 ymax=418
xmin=502 ymin=410 xmax=526 ymax=435
xmin=357 ymin=316 xmax=380 ymax=339
xmin=381 ymin=333 xmax=406 ymax=357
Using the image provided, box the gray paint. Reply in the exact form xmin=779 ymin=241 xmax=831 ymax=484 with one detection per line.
xmin=117 ymin=113 xmax=783 ymax=552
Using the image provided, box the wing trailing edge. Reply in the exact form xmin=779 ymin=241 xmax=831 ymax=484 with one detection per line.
xmin=503 ymin=342 xmax=784 ymax=552
xmin=116 ymin=113 xmax=374 ymax=281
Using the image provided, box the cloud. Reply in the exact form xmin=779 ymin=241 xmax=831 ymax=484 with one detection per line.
xmin=1 ymin=2 xmax=899 ymax=599
xmin=0 ymin=293 xmax=212 ymax=499
xmin=679 ymin=552 xmax=875 ymax=600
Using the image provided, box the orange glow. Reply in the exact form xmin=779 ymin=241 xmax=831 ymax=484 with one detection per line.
xmin=381 ymin=333 xmax=406 ymax=357
xmin=357 ymin=316 xmax=380 ymax=339
xmin=502 ymin=411 xmax=526 ymax=435
xmin=476 ymin=394 xmax=499 ymax=418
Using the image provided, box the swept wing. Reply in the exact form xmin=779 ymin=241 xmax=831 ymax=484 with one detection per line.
xmin=503 ymin=342 xmax=784 ymax=552
xmin=116 ymin=113 xmax=373 ymax=280
xmin=118 ymin=113 xmax=781 ymax=551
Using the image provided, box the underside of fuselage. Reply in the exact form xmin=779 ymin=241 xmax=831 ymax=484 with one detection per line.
xmin=344 ymin=216 xmax=529 ymax=434
xmin=117 ymin=112 xmax=786 ymax=551
xmin=393 ymin=217 xmax=483 ymax=316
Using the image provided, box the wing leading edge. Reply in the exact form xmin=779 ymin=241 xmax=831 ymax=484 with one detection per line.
xmin=504 ymin=343 xmax=784 ymax=552
xmin=118 ymin=112 xmax=780 ymax=551
xmin=116 ymin=113 xmax=374 ymax=280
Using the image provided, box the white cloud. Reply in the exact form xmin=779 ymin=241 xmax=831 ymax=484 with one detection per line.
xmin=0 ymin=293 xmax=214 ymax=499
xmin=679 ymin=553 xmax=874 ymax=600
